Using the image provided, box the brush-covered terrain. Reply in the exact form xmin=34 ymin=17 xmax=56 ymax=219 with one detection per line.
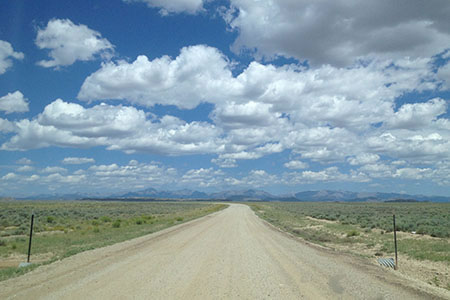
xmin=249 ymin=202 xmax=450 ymax=291
xmin=0 ymin=200 xmax=226 ymax=281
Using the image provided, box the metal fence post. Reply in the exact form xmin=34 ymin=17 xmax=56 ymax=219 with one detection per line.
xmin=393 ymin=214 xmax=398 ymax=270
xmin=27 ymin=214 xmax=34 ymax=263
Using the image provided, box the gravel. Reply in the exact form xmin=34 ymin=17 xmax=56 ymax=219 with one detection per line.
xmin=1 ymin=204 xmax=448 ymax=299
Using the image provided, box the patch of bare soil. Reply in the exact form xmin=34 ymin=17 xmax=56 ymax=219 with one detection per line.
xmin=0 ymin=253 xmax=53 ymax=269
xmin=0 ymin=205 xmax=448 ymax=299
xmin=309 ymin=217 xmax=450 ymax=292
xmin=306 ymin=216 xmax=337 ymax=224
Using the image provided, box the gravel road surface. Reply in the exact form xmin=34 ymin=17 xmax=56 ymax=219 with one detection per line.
xmin=0 ymin=204 xmax=448 ymax=299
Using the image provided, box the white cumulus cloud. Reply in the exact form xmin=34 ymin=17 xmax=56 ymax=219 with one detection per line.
xmin=284 ymin=167 xmax=350 ymax=184
xmin=284 ymin=160 xmax=309 ymax=170
xmin=2 ymin=173 xmax=17 ymax=180
xmin=124 ymin=0 xmax=204 ymax=15
xmin=181 ymin=168 xmax=225 ymax=187
xmin=0 ymin=118 xmax=15 ymax=133
xmin=0 ymin=40 xmax=24 ymax=74
xmin=1 ymin=99 xmax=224 ymax=155
xmin=16 ymin=158 xmax=33 ymax=165
xmin=78 ymin=45 xmax=232 ymax=109
xmin=17 ymin=165 xmax=34 ymax=172
xmin=348 ymin=154 xmax=380 ymax=166
xmin=36 ymin=19 xmax=114 ymax=68
xmin=437 ymin=61 xmax=450 ymax=90
xmin=62 ymin=157 xmax=95 ymax=165
xmin=386 ymin=98 xmax=447 ymax=130
xmin=2 ymin=42 xmax=449 ymax=185
xmin=225 ymin=0 xmax=450 ymax=66
xmin=41 ymin=166 xmax=68 ymax=173
xmin=0 ymin=91 xmax=29 ymax=114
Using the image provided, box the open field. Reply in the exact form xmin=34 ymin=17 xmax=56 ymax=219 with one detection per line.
xmin=248 ymin=202 xmax=450 ymax=291
xmin=2 ymin=204 xmax=448 ymax=299
xmin=0 ymin=200 xmax=227 ymax=281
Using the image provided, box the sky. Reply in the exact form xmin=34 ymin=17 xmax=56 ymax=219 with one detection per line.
xmin=0 ymin=0 xmax=449 ymax=197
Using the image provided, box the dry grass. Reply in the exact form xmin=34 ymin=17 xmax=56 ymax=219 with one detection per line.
xmin=249 ymin=202 xmax=450 ymax=291
xmin=0 ymin=201 xmax=227 ymax=281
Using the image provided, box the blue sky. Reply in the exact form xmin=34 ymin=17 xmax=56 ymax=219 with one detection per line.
xmin=0 ymin=0 xmax=449 ymax=197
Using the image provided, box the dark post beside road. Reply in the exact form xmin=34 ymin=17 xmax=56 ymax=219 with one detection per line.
xmin=393 ymin=214 xmax=398 ymax=270
xmin=27 ymin=214 xmax=34 ymax=263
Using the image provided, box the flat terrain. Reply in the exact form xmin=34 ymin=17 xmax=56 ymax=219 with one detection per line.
xmin=248 ymin=202 xmax=450 ymax=290
xmin=0 ymin=204 xmax=448 ymax=299
xmin=0 ymin=201 xmax=226 ymax=280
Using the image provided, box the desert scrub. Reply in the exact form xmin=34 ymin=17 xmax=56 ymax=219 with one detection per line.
xmin=0 ymin=200 xmax=227 ymax=282
xmin=347 ymin=230 xmax=360 ymax=237
xmin=112 ymin=220 xmax=121 ymax=228
xmin=100 ymin=216 xmax=112 ymax=223
xmin=250 ymin=202 xmax=450 ymax=237
xmin=248 ymin=202 xmax=450 ymax=263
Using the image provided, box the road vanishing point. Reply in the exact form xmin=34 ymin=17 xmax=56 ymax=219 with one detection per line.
xmin=0 ymin=204 xmax=448 ymax=299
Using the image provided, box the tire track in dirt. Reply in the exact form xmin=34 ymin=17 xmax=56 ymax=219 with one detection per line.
xmin=0 ymin=204 xmax=448 ymax=299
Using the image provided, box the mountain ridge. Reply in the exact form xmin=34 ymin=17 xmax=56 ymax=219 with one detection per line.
xmin=12 ymin=188 xmax=450 ymax=202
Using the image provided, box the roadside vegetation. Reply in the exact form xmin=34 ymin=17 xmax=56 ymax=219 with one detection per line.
xmin=0 ymin=200 xmax=227 ymax=281
xmin=248 ymin=202 xmax=450 ymax=290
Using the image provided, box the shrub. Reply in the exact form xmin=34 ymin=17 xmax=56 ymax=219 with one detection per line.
xmin=416 ymin=226 xmax=427 ymax=235
xmin=0 ymin=239 xmax=6 ymax=247
xmin=13 ymin=228 xmax=24 ymax=235
xmin=112 ymin=220 xmax=121 ymax=228
xmin=46 ymin=216 xmax=55 ymax=223
xmin=347 ymin=230 xmax=360 ymax=237
xmin=135 ymin=219 xmax=143 ymax=225
xmin=100 ymin=216 xmax=112 ymax=223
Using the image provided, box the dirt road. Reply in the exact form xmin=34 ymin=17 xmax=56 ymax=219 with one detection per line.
xmin=0 ymin=204 xmax=447 ymax=299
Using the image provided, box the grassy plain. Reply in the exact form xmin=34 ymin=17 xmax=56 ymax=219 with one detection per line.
xmin=0 ymin=200 xmax=227 ymax=281
xmin=248 ymin=202 xmax=450 ymax=290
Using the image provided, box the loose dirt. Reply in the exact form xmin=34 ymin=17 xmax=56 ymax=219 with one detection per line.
xmin=301 ymin=215 xmax=450 ymax=291
xmin=0 ymin=204 xmax=448 ymax=299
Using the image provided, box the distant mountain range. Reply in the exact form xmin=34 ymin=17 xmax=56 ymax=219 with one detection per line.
xmin=13 ymin=188 xmax=450 ymax=202
xmin=290 ymin=190 xmax=450 ymax=202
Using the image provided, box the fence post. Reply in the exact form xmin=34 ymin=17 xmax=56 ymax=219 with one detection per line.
xmin=27 ymin=214 xmax=34 ymax=263
xmin=393 ymin=214 xmax=398 ymax=270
